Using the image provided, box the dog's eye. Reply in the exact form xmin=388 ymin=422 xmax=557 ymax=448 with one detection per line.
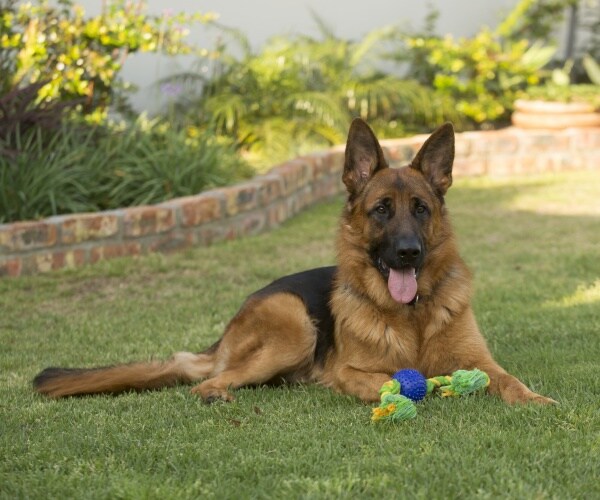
xmin=373 ymin=200 xmax=390 ymax=215
xmin=372 ymin=198 xmax=392 ymax=218
xmin=415 ymin=203 xmax=428 ymax=215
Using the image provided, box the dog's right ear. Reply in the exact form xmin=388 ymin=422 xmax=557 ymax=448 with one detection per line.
xmin=343 ymin=118 xmax=388 ymax=199
xmin=410 ymin=122 xmax=455 ymax=198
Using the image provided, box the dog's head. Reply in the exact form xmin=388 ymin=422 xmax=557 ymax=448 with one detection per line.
xmin=340 ymin=118 xmax=455 ymax=306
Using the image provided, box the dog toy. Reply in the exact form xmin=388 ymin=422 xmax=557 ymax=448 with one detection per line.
xmin=392 ymin=368 xmax=428 ymax=401
xmin=371 ymin=368 xmax=490 ymax=423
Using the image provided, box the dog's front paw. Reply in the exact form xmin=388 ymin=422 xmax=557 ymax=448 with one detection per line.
xmin=517 ymin=391 xmax=558 ymax=405
xmin=496 ymin=374 xmax=557 ymax=405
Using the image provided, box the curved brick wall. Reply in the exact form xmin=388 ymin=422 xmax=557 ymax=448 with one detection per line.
xmin=1 ymin=126 xmax=599 ymax=277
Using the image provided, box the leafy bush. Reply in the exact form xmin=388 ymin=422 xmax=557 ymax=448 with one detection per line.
xmin=401 ymin=33 xmax=555 ymax=124
xmin=0 ymin=1 xmax=253 ymax=224
xmin=0 ymin=0 xmax=216 ymax=120
xmin=392 ymin=0 xmax=559 ymax=126
xmin=521 ymin=55 xmax=600 ymax=108
xmin=0 ymin=119 xmax=252 ymax=223
xmin=522 ymin=83 xmax=600 ymax=106
xmin=92 ymin=118 xmax=253 ymax=210
xmin=165 ymin=22 xmax=461 ymax=169
xmin=0 ymin=80 xmax=82 ymax=157
xmin=495 ymin=0 xmax=577 ymax=43
xmin=0 ymin=125 xmax=99 ymax=222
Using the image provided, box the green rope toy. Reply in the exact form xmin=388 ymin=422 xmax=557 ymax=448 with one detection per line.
xmin=371 ymin=368 xmax=490 ymax=423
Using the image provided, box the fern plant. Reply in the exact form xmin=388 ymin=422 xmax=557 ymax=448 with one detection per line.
xmin=163 ymin=20 xmax=457 ymax=169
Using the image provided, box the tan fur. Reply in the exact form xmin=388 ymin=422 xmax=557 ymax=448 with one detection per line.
xmin=189 ymin=293 xmax=318 ymax=401
xmin=34 ymin=119 xmax=554 ymax=406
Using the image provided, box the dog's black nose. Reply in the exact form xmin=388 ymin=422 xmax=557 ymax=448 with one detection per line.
xmin=395 ymin=237 xmax=421 ymax=265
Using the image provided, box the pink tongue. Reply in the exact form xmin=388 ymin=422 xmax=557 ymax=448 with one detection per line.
xmin=388 ymin=267 xmax=417 ymax=304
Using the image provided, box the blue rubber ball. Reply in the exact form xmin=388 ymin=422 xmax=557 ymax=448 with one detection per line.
xmin=392 ymin=369 xmax=427 ymax=402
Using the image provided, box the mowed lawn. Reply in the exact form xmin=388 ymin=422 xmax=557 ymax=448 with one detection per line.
xmin=1 ymin=170 xmax=599 ymax=499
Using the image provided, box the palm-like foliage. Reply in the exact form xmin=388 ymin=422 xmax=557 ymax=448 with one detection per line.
xmin=164 ymin=21 xmax=459 ymax=169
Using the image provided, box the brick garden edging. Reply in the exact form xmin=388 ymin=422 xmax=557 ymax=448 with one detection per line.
xmin=1 ymin=126 xmax=599 ymax=277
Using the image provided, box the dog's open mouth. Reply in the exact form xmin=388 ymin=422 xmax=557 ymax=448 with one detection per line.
xmin=377 ymin=258 xmax=418 ymax=305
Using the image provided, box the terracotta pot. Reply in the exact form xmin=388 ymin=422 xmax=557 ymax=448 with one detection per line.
xmin=511 ymin=99 xmax=600 ymax=129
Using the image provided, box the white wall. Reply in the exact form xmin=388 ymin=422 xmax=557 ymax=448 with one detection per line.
xmin=78 ymin=0 xmax=523 ymax=112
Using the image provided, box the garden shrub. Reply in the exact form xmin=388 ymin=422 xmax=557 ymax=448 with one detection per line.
xmin=165 ymin=22 xmax=461 ymax=169
xmin=402 ymin=33 xmax=555 ymax=125
xmin=91 ymin=117 xmax=253 ymax=211
xmin=0 ymin=0 xmax=216 ymax=120
xmin=0 ymin=124 xmax=99 ymax=222
xmin=0 ymin=118 xmax=252 ymax=223
xmin=393 ymin=0 xmax=561 ymax=126
xmin=0 ymin=1 xmax=254 ymax=223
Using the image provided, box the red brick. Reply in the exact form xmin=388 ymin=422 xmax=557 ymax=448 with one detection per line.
xmin=454 ymin=136 xmax=473 ymax=158
xmin=221 ymin=182 xmax=259 ymax=216
xmin=379 ymin=138 xmax=415 ymax=163
xmin=19 ymin=254 xmax=51 ymax=274
xmin=266 ymin=200 xmax=289 ymax=227
xmin=256 ymin=175 xmax=284 ymax=205
xmin=313 ymin=176 xmax=343 ymax=200
xmin=467 ymin=133 xmax=494 ymax=156
xmin=568 ymin=128 xmax=600 ymax=150
xmin=20 ymin=253 xmax=71 ymax=274
xmin=0 ymin=221 xmax=57 ymax=252
xmin=18 ymin=250 xmax=87 ymax=274
xmin=51 ymin=249 xmax=87 ymax=270
xmin=294 ymin=186 xmax=315 ymax=211
xmin=518 ymin=132 xmax=556 ymax=152
xmin=270 ymin=159 xmax=313 ymax=194
xmin=452 ymin=158 xmax=486 ymax=177
xmin=236 ymin=212 xmax=267 ymax=236
xmin=196 ymin=225 xmax=228 ymax=246
xmin=90 ymin=243 xmax=142 ymax=264
xmin=322 ymin=150 xmax=344 ymax=175
xmin=60 ymin=213 xmax=119 ymax=244
xmin=581 ymin=151 xmax=600 ymax=169
xmin=489 ymin=134 xmax=520 ymax=154
xmin=123 ymin=207 xmax=175 ymax=237
xmin=178 ymin=194 xmax=223 ymax=227
xmin=302 ymin=154 xmax=327 ymax=178
xmin=486 ymin=155 xmax=518 ymax=176
xmin=147 ymin=232 xmax=194 ymax=253
xmin=0 ymin=258 xmax=22 ymax=277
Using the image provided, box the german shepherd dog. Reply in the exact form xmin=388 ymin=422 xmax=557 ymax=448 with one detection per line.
xmin=34 ymin=119 xmax=555 ymax=405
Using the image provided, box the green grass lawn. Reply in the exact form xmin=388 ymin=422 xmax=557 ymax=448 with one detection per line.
xmin=1 ymin=170 xmax=599 ymax=499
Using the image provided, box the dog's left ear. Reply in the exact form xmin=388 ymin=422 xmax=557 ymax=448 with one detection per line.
xmin=343 ymin=118 xmax=388 ymax=199
xmin=410 ymin=123 xmax=455 ymax=197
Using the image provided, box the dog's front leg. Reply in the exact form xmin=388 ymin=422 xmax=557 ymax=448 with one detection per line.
xmin=326 ymin=365 xmax=391 ymax=403
xmin=477 ymin=362 xmax=557 ymax=405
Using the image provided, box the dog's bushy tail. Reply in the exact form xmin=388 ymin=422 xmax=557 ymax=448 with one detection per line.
xmin=33 ymin=349 xmax=217 ymax=398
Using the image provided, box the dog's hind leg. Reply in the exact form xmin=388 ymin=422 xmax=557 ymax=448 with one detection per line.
xmin=190 ymin=293 xmax=317 ymax=403
xmin=169 ymin=351 xmax=217 ymax=381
